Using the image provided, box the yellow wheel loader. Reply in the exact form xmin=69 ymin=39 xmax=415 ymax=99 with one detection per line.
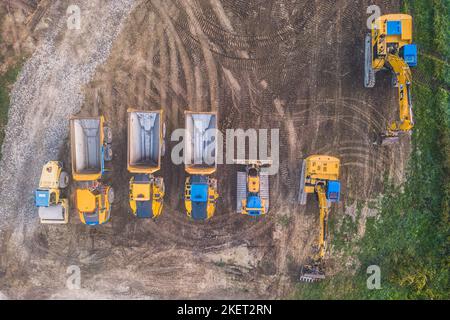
xmin=234 ymin=160 xmax=271 ymax=216
xmin=184 ymin=111 xmax=219 ymax=221
xmin=298 ymin=155 xmax=341 ymax=282
xmin=70 ymin=116 xmax=114 ymax=225
xmin=34 ymin=161 xmax=70 ymax=224
xmin=365 ymin=14 xmax=418 ymax=144
xmin=127 ymin=109 xmax=165 ymax=218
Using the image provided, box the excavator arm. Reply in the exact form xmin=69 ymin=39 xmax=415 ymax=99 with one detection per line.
xmin=315 ymin=184 xmax=329 ymax=262
xmin=385 ymin=54 xmax=414 ymax=135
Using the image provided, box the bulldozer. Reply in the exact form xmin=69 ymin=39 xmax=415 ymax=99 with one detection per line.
xmin=70 ymin=116 xmax=114 ymax=225
xmin=298 ymin=155 xmax=341 ymax=282
xmin=234 ymin=160 xmax=271 ymax=216
xmin=127 ymin=109 xmax=165 ymax=218
xmin=184 ymin=111 xmax=219 ymax=221
xmin=365 ymin=14 xmax=418 ymax=144
xmin=34 ymin=161 xmax=70 ymax=224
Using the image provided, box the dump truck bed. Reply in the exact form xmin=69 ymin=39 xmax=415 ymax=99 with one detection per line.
xmin=70 ymin=117 xmax=103 ymax=181
xmin=185 ymin=111 xmax=217 ymax=175
xmin=128 ymin=110 xmax=162 ymax=174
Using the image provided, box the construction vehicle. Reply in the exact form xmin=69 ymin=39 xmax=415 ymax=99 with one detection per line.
xmin=235 ymin=160 xmax=271 ymax=216
xmin=127 ymin=109 xmax=165 ymax=218
xmin=34 ymin=161 xmax=70 ymax=224
xmin=298 ymin=155 xmax=341 ymax=282
xmin=365 ymin=14 xmax=418 ymax=144
xmin=184 ymin=111 xmax=219 ymax=221
xmin=70 ymin=116 xmax=114 ymax=226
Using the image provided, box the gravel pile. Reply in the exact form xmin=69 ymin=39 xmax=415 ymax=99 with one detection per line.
xmin=0 ymin=0 xmax=136 ymax=235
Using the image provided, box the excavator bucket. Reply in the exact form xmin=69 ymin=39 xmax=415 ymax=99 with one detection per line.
xmin=299 ymin=265 xmax=326 ymax=283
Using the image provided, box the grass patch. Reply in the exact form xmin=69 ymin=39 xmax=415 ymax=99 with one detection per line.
xmin=0 ymin=61 xmax=22 ymax=155
xmin=294 ymin=0 xmax=450 ymax=300
xmin=278 ymin=215 xmax=292 ymax=228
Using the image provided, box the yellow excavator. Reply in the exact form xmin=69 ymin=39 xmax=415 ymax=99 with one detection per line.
xmin=127 ymin=109 xmax=165 ymax=218
xmin=365 ymin=14 xmax=418 ymax=144
xmin=298 ymin=155 xmax=341 ymax=282
xmin=184 ymin=111 xmax=219 ymax=221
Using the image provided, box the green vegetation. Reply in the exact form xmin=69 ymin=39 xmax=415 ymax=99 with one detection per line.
xmin=294 ymin=0 xmax=449 ymax=299
xmin=278 ymin=214 xmax=292 ymax=228
xmin=0 ymin=61 xmax=22 ymax=155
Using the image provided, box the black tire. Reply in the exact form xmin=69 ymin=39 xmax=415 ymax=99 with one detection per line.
xmin=104 ymin=127 xmax=113 ymax=144
xmin=105 ymin=145 xmax=113 ymax=161
xmin=59 ymin=172 xmax=69 ymax=189
xmin=108 ymin=187 xmax=115 ymax=204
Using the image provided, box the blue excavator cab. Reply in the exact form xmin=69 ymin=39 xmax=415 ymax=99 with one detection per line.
xmin=326 ymin=181 xmax=341 ymax=203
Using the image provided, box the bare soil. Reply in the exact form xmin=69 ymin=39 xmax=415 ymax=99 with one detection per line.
xmin=0 ymin=0 xmax=410 ymax=299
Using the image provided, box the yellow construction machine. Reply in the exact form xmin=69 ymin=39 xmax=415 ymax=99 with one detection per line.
xmin=234 ymin=160 xmax=271 ymax=216
xmin=127 ymin=109 xmax=165 ymax=218
xmin=298 ymin=155 xmax=341 ymax=282
xmin=184 ymin=111 xmax=219 ymax=221
xmin=365 ymin=14 xmax=418 ymax=144
xmin=34 ymin=161 xmax=70 ymax=224
xmin=70 ymin=116 xmax=114 ymax=226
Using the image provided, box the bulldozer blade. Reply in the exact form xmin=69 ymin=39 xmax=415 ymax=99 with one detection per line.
xmin=364 ymin=33 xmax=376 ymax=88
xmin=233 ymin=159 xmax=273 ymax=166
xmin=298 ymin=160 xmax=307 ymax=205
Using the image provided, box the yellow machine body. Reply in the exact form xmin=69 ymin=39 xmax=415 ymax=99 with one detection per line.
xmin=35 ymin=161 xmax=70 ymax=224
xmin=367 ymin=14 xmax=416 ymax=138
xmin=184 ymin=111 xmax=219 ymax=220
xmin=76 ymin=185 xmax=112 ymax=225
xmin=129 ymin=175 xmax=164 ymax=218
xmin=184 ymin=176 xmax=219 ymax=221
xmin=299 ymin=155 xmax=341 ymax=282
xmin=127 ymin=109 xmax=165 ymax=218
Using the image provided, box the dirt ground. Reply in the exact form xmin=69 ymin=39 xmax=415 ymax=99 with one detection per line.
xmin=0 ymin=0 xmax=410 ymax=299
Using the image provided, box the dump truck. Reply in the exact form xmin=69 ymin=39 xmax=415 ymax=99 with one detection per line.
xmin=34 ymin=161 xmax=70 ymax=224
xmin=70 ymin=116 xmax=114 ymax=226
xmin=184 ymin=111 xmax=219 ymax=221
xmin=235 ymin=160 xmax=271 ymax=216
xmin=365 ymin=14 xmax=418 ymax=144
xmin=298 ymin=155 xmax=341 ymax=282
xmin=127 ymin=109 xmax=165 ymax=218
